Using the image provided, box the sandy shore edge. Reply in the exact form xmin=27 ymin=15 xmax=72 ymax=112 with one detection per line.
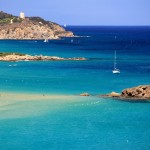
xmin=0 ymin=91 xmax=78 ymax=102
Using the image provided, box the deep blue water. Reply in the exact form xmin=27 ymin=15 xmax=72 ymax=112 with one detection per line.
xmin=0 ymin=26 xmax=150 ymax=150
xmin=0 ymin=26 xmax=150 ymax=94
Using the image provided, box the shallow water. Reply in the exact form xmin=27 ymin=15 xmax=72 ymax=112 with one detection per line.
xmin=0 ymin=26 xmax=150 ymax=149
xmin=0 ymin=93 xmax=150 ymax=150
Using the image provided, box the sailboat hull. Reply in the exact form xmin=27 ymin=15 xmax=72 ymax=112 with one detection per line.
xmin=112 ymin=69 xmax=120 ymax=74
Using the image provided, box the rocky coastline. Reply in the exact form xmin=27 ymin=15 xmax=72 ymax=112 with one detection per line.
xmin=80 ymin=85 xmax=150 ymax=101
xmin=0 ymin=53 xmax=86 ymax=62
xmin=101 ymin=85 xmax=150 ymax=100
xmin=0 ymin=11 xmax=74 ymax=40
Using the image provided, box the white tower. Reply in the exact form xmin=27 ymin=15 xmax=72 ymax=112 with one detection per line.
xmin=20 ymin=12 xmax=25 ymax=19
xmin=10 ymin=19 xmax=13 ymax=24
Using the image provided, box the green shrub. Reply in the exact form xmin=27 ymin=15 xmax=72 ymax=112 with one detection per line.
xmin=0 ymin=52 xmax=25 ymax=56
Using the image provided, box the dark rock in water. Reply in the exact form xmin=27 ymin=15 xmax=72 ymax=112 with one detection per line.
xmin=121 ymin=85 xmax=150 ymax=99
xmin=100 ymin=85 xmax=150 ymax=100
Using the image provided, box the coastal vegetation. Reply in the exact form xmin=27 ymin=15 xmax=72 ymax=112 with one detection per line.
xmin=0 ymin=11 xmax=23 ymax=24
xmin=0 ymin=17 xmax=12 ymax=24
xmin=0 ymin=52 xmax=86 ymax=61
xmin=0 ymin=52 xmax=25 ymax=56
xmin=0 ymin=11 xmax=74 ymax=39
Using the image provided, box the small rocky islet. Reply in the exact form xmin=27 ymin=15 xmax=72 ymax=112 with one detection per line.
xmin=0 ymin=52 xmax=87 ymax=61
xmin=80 ymin=85 xmax=150 ymax=101
xmin=103 ymin=85 xmax=150 ymax=100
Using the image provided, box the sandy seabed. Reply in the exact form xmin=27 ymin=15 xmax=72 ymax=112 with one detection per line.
xmin=0 ymin=92 xmax=81 ymax=119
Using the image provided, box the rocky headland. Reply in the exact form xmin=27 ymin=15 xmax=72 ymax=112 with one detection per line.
xmin=0 ymin=11 xmax=73 ymax=39
xmin=101 ymin=85 xmax=150 ymax=100
xmin=0 ymin=52 xmax=86 ymax=61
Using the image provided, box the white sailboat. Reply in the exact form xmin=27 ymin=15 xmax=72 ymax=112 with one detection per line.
xmin=112 ymin=50 xmax=120 ymax=74
xmin=44 ymin=39 xmax=48 ymax=42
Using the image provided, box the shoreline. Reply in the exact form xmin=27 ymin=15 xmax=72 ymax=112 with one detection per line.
xmin=0 ymin=91 xmax=78 ymax=103
xmin=0 ymin=36 xmax=87 ymax=41
xmin=80 ymin=85 xmax=150 ymax=101
xmin=0 ymin=54 xmax=87 ymax=62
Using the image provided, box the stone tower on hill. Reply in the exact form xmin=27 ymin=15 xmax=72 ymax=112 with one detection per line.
xmin=20 ymin=12 xmax=25 ymax=19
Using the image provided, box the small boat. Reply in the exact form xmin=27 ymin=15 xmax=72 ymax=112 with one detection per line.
xmin=44 ymin=39 xmax=48 ymax=42
xmin=112 ymin=50 xmax=120 ymax=74
xmin=113 ymin=68 xmax=120 ymax=74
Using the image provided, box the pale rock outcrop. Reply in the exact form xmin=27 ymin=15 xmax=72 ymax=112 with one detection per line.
xmin=102 ymin=92 xmax=121 ymax=98
xmin=80 ymin=93 xmax=90 ymax=96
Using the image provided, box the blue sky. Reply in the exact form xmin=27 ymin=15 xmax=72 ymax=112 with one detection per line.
xmin=0 ymin=0 xmax=150 ymax=25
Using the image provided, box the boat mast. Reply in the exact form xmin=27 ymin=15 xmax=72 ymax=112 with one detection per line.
xmin=114 ymin=50 xmax=117 ymax=69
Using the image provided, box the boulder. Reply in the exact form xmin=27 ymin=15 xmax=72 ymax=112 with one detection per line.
xmin=121 ymin=85 xmax=150 ymax=99
xmin=100 ymin=85 xmax=150 ymax=100
xmin=101 ymin=92 xmax=120 ymax=98
xmin=109 ymin=92 xmax=121 ymax=97
xmin=80 ymin=93 xmax=90 ymax=96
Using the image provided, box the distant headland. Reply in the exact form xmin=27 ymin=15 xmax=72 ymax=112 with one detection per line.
xmin=0 ymin=11 xmax=74 ymax=40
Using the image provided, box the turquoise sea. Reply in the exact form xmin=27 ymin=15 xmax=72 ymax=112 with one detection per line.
xmin=0 ymin=26 xmax=150 ymax=150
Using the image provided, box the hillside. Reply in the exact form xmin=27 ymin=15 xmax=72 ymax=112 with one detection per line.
xmin=0 ymin=11 xmax=74 ymax=39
